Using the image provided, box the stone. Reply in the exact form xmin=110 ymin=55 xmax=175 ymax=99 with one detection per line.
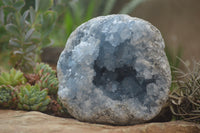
xmin=57 ymin=14 xmax=171 ymax=125
xmin=0 ymin=110 xmax=200 ymax=133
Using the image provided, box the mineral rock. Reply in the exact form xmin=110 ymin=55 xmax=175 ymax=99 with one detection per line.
xmin=57 ymin=14 xmax=171 ymax=125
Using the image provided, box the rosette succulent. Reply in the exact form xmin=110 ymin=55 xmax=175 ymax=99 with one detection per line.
xmin=37 ymin=73 xmax=58 ymax=95
xmin=0 ymin=85 xmax=17 ymax=108
xmin=0 ymin=68 xmax=26 ymax=86
xmin=17 ymin=84 xmax=50 ymax=112
xmin=35 ymin=63 xmax=58 ymax=95
xmin=35 ymin=63 xmax=56 ymax=77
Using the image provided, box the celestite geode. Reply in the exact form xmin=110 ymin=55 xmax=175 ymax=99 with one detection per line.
xmin=57 ymin=14 xmax=171 ymax=125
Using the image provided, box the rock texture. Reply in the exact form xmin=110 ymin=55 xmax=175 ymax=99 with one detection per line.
xmin=57 ymin=14 xmax=171 ymax=125
xmin=0 ymin=110 xmax=200 ymax=133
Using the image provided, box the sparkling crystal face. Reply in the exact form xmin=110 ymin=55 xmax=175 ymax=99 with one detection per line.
xmin=57 ymin=14 xmax=171 ymax=125
xmin=93 ymin=64 xmax=148 ymax=102
xmin=92 ymin=42 xmax=156 ymax=103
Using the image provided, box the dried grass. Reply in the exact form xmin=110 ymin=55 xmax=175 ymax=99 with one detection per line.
xmin=169 ymin=58 xmax=200 ymax=123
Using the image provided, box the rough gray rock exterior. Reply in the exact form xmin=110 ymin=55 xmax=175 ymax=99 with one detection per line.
xmin=57 ymin=14 xmax=171 ymax=125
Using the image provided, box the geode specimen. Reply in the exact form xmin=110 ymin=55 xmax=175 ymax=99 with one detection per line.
xmin=57 ymin=14 xmax=171 ymax=125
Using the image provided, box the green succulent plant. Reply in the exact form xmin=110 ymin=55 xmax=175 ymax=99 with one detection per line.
xmin=57 ymin=97 xmax=70 ymax=116
xmin=17 ymin=84 xmax=50 ymax=112
xmin=35 ymin=63 xmax=56 ymax=77
xmin=0 ymin=68 xmax=26 ymax=86
xmin=0 ymin=85 xmax=17 ymax=108
xmin=34 ymin=63 xmax=58 ymax=95
xmin=0 ymin=0 xmax=57 ymax=72
xmin=37 ymin=73 xmax=58 ymax=95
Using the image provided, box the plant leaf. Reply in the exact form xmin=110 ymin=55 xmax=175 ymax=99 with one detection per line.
xmin=23 ymin=10 xmax=29 ymax=20
xmin=5 ymin=23 xmax=20 ymax=36
xmin=2 ymin=0 xmax=13 ymax=6
xmin=6 ymin=12 xmax=14 ymax=24
xmin=42 ymin=37 xmax=54 ymax=47
xmin=119 ymin=0 xmax=146 ymax=14
xmin=13 ymin=0 xmax=25 ymax=11
xmin=84 ymin=0 xmax=96 ymax=21
xmin=25 ymin=45 xmax=36 ymax=53
xmin=0 ymin=7 xmax=4 ymax=25
xmin=9 ymin=39 xmax=21 ymax=48
xmin=70 ymin=1 xmax=82 ymax=25
xmin=64 ymin=10 xmax=73 ymax=38
xmin=13 ymin=50 xmax=24 ymax=55
xmin=41 ymin=11 xmax=57 ymax=38
xmin=25 ymin=28 xmax=35 ymax=41
xmin=103 ymin=0 xmax=116 ymax=15
xmin=30 ymin=7 xmax=36 ymax=24
xmin=35 ymin=0 xmax=53 ymax=12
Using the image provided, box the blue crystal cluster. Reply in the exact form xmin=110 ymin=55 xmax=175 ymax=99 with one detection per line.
xmin=57 ymin=14 xmax=171 ymax=125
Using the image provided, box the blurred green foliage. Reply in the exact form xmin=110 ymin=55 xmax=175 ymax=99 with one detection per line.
xmin=165 ymin=45 xmax=183 ymax=91
xmin=34 ymin=63 xmax=58 ymax=95
xmin=0 ymin=0 xmax=57 ymax=72
xmin=0 ymin=0 xmax=181 ymax=77
xmin=0 ymin=68 xmax=26 ymax=86
xmin=0 ymin=0 xmax=146 ymax=72
xmin=51 ymin=0 xmax=146 ymax=47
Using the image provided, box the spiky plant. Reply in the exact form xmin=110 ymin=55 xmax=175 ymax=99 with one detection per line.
xmin=34 ymin=63 xmax=58 ymax=95
xmin=57 ymin=97 xmax=70 ymax=116
xmin=0 ymin=85 xmax=17 ymax=108
xmin=169 ymin=59 xmax=200 ymax=123
xmin=35 ymin=63 xmax=56 ymax=77
xmin=0 ymin=68 xmax=26 ymax=86
xmin=37 ymin=73 xmax=58 ymax=95
xmin=17 ymin=84 xmax=51 ymax=112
